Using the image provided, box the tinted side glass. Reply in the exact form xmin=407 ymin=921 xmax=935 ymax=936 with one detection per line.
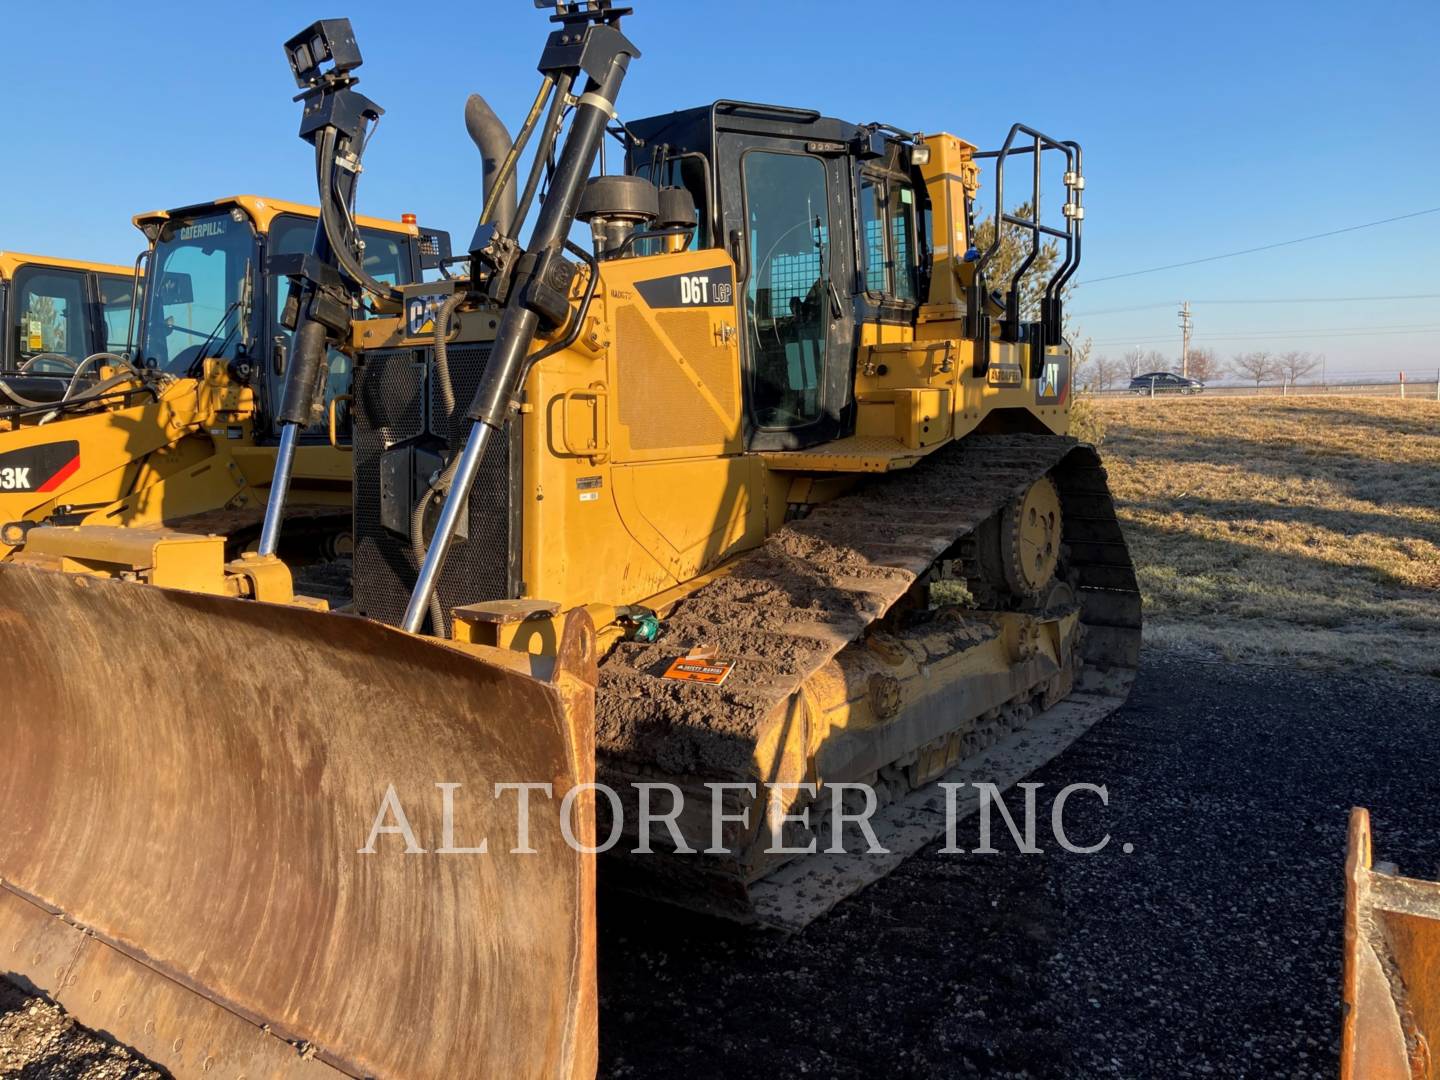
xmin=11 ymin=268 xmax=90 ymax=370
xmin=743 ymin=150 xmax=830 ymax=429
xmin=98 ymin=273 xmax=136 ymax=353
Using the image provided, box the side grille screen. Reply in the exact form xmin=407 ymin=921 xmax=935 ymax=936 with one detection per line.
xmin=351 ymin=343 xmax=515 ymax=628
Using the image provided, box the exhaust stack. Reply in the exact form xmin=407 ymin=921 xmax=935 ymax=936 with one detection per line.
xmin=466 ymin=93 xmax=518 ymax=235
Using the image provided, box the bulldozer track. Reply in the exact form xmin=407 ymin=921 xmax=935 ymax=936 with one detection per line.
xmin=594 ymin=433 xmax=1141 ymax=926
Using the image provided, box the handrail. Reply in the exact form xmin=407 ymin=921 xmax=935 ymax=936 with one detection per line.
xmin=972 ymin=124 xmax=1085 ymax=356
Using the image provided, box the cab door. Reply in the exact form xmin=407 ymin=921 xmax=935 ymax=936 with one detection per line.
xmin=5 ymin=265 xmax=95 ymax=373
xmin=717 ymin=130 xmax=855 ymax=450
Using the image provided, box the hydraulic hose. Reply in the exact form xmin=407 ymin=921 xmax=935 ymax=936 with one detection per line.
xmin=60 ymin=353 xmax=133 ymax=404
xmin=432 ymin=291 xmax=464 ymax=419
xmin=0 ymin=380 xmax=55 ymax=410
xmin=38 ymin=371 xmax=138 ymax=424
xmin=316 ymin=125 xmax=400 ymax=304
xmin=1 ymin=353 xmax=139 ymax=411
xmin=409 ymin=456 xmax=459 ymax=635
xmin=405 ymin=289 xmax=469 ymax=635
xmin=18 ymin=353 xmax=79 ymax=373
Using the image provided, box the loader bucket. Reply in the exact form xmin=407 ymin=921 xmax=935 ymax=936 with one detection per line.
xmin=0 ymin=562 xmax=598 ymax=1079
xmin=1342 ymin=807 xmax=1440 ymax=1080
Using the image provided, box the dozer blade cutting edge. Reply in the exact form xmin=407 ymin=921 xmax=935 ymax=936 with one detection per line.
xmin=0 ymin=562 xmax=598 ymax=1079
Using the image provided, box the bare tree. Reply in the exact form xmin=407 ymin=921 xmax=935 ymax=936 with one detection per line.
xmin=1277 ymin=350 xmax=1323 ymax=386
xmin=1185 ymin=347 xmax=1221 ymax=384
xmin=971 ymin=202 xmax=1072 ymax=321
xmin=1069 ymin=336 xmax=1094 ymax=391
xmin=1144 ymin=350 xmax=1168 ymax=374
xmin=1122 ymin=348 xmax=1145 ymax=379
xmin=1230 ymin=351 xmax=1276 ymax=387
xmin=1091 ymin=354 xmax=1122 ymax=391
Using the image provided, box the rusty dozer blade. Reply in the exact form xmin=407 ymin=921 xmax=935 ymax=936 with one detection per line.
xmin=1342 ymin=807 xmax=1440 ymax=1080
xmin=0 ymin=563 xmax=598 ymax=1079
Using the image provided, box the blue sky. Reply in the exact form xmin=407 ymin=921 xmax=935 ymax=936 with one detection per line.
xmin=6 ymin=0 xmax=1436 ymax=376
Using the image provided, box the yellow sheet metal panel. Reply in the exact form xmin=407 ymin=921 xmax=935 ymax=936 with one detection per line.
xmin=520 ymin=249 xmax=763 ymax=610
xmin=20 ymin=523 xmax=219 ymax=565
xmin=917 ymin=132 xmax=979 ymax=315
xmin=132 ymin=194 xmax=420 ymax=238
xmin=0 ymin=251 xmax=135 ymax=282
xmin=599 ymin=249 xmax=744 ymax=463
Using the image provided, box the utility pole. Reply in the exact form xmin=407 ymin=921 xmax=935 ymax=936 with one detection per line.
xmin=1178 ymin=301 xmax=1192 ymax=378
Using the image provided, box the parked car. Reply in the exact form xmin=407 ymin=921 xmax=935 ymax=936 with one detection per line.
xmin=1129 ymin=371 xmax=1205 ymax=395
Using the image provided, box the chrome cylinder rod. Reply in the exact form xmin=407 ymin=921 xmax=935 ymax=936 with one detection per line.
xmin=400 ymin=420 xmax=494 ymax=633
xmin=257 ymin=422 xmax=300 ymax=557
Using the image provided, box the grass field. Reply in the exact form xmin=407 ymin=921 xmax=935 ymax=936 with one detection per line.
xmin=1087 ymin=395 xmax=1440 ymax=677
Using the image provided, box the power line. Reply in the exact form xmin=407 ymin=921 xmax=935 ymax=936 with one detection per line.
xmin=1078 ymin=207 xmax=1440 ymax=284
xmin=1074 ymin=293 xmax=1440 ymax=316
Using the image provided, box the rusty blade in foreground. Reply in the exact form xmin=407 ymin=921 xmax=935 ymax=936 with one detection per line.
xmin=1342 ymin=807 xmax=1439 ymax=1080
xmin=0 ymin=563 xmax=597 ymax=1079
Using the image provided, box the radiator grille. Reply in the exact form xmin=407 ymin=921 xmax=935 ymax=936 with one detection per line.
xmin=352 ymin=342 xmax=515 ymax=630
xmin=616 ymin=307 xmax=737 ymax=451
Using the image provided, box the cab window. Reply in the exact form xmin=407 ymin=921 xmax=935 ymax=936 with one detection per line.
xmin=140 ymin=211 xmax=256 ymax=373
xmin=743 ymin=150 xmax=831 ymax=429
xmin=11 ymin=268 xmax=91 ymax=371
xmin=859 ymin=174 xmax=919 ymax=302
xmin=98 ymin=273 xmax=136 ymax=354
xmin=267 ymin=216 xmax=415 ymax=432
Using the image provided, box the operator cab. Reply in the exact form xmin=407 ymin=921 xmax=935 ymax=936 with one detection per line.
xmin=624 ymin=101 xmax=932 ymax=451
xmin=133 ymin=197 xmax=450 ymax=443
xmin=0 ymin=254 xmax=135 ymax=375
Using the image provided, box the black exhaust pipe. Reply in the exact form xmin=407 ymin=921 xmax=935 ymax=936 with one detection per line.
xmin=465 ymin=93 xmax=518 ymax=236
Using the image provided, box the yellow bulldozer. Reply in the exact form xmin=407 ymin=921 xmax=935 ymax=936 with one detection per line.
xmin=0 ymin=196 xmax=447 ymax=594
xmin=0 ymin=5 xmax=1140 ymax=1077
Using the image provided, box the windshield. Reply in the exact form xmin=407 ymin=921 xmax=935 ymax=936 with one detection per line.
xmin=139 ymin=210 xmax=256 ymax=374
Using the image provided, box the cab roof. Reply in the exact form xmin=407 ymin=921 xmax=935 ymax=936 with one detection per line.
xmin=0 ymin=251 xmax=135 ymax=282
xmin=132 ymin=194 xmax=421 ymax=237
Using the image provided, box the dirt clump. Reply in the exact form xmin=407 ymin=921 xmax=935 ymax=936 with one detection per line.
xmin=0 ymin=980 xmax=161 ymax=1079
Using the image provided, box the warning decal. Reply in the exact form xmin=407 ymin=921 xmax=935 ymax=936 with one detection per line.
xmin=661 ymin=656 xmax=735 ymax=686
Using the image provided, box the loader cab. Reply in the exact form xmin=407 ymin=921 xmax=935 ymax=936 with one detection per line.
xmin=263 ymin=211 xmax=431 ymax=443
xmin=0 ymin=253 xmax=137 ymax=374
xmin=134 ymin=197 xmax=446 ymax=443
xmin=626 ymin=102 xmax=930 ymax=452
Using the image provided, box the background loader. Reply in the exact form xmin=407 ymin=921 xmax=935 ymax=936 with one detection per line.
xmin=0 ymin=196 xmax=447 ymax=599
xmin=0 ymin=2 xmax=1139 ymax=1076
xmin=0 ymin=251 xmax=135 ymax=375
xmin=0 ymin=250 xmax=135 ymax=384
